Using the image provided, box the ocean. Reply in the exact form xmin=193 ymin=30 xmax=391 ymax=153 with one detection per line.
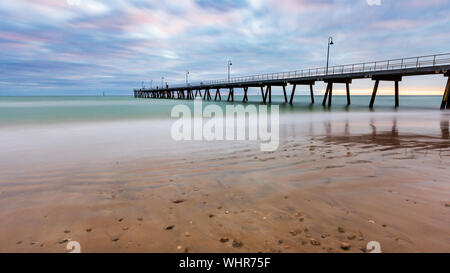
xmin=0 ymin=95 xmax=445 ymax=126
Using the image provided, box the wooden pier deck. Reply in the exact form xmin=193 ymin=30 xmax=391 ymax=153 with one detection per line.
xmin=134 ymin=53 xmax=450 ymax=109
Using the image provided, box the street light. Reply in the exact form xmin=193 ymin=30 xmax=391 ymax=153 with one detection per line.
xmin=186 ymin=71 xmax=189 ymax=85
xmin=228 ymin=60 xmax=233 ymax=82
xmin=161 ymin=77 xmax=164 ymax=88
xmin=326 ymin=37 xmax=334 ymax=75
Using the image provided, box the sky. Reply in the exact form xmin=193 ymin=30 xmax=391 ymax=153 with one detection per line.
xmin=0 ymin=0 xmax=449 ymax=96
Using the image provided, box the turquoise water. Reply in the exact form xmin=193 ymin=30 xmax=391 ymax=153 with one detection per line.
xmin=0 ymin=95 xmax=444 ymax=126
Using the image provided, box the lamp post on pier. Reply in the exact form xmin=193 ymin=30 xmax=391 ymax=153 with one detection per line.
xmin=228 ymin=60 xmax=233 ymax=82
xmin=326 ymin=37 xmax=334 ymax=75
xmin=161 ymin=77 xmax=164 ymax=89
xmin=186 ymin=71 xmax=189 ymax=85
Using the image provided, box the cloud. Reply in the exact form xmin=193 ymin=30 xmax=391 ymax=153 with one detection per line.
xmin=0 ymin=0 xmax=449 ymax=95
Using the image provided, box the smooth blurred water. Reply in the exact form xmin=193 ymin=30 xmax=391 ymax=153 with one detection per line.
xmin=0 ymin=95 xmax=444 ymax=127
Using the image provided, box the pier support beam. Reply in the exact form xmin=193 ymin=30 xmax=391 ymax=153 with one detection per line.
xmin=441 ymin=75 xmax=450 ymax=110
xmin=261 ymin=86 xmax=266 ymax=103
xmin=215 ymin=89 xmax=221 ymax=101
xmin=263 ymin=86 xmax=271 ymax=104
xmin=227 ymin=88 xmax=234 ymax=102
xmin=323 ymin=79 xmax=352 ymax=107
xmin=194 ymin=90 xmax=203 ymax=99
xmin=289 ymin=81 xmax=315 ymax=104
xmin=369 ymin=80 xmax=380 ymax=108
xmin=282 ymin=85 xmax=288 ymax=103
xmin=243 ymin=87 xmax=249 ymax=103
xmin=327 ymin=82 xmax=333 ymax=107
xmin=289 ymin=84 xmax=297 ymax=104
xmin=395 ymin=81 xmax=399 ymax=107
xmin=203 ymin=89 xmax=211 ymax=100
xmin=346 ymin=83 xmax=351 ymax=106
xmin=371 ymin=75 xmax=402 ymax=108
xmin=322 ymin=83 xmax=330 ymax=106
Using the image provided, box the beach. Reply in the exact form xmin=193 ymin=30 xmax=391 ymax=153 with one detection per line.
xmin=0 ymin=96 xmax=449 ymax=253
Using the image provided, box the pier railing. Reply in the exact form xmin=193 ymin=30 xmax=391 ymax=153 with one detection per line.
xmin=144 ymin=53 xmax=450 ymax=90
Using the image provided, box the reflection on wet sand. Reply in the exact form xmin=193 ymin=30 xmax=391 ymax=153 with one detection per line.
xmin=319 ymin=115 xmax=450 ymax=152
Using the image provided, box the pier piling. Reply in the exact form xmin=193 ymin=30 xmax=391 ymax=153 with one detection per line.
xmin=289 ymin=84 xmax=296 ymax=104
xmin=441 ymin=75 xmax=450 ymax=110
xmin=370 ymin=80 xmax=380 ymax=108
xmin=310 ymin=84 xmax=315 ymax=104
xmin=243 ymin=87 xmax=249 ymax=103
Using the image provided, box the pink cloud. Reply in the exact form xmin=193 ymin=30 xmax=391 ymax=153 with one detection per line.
xmin=372 ymin=19 xmax=421 ymax=30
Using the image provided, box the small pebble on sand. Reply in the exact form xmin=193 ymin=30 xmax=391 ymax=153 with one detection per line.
xmin=338 ymin=227 xmax=345 ymax=233
xmin=220 ymin=237 xmax=229 ymax=243
xmin=232 ymin=240 xmax=243 ymax=248
xmin=340 ymin=242 xmax=351 ymax=250
xmin=294 ymin=212 xmax=302 ymax=217
xmin=64 ymin=230 xmax=70 ymax=234
xmin=172 ymin=199 xmax=185 ymax=204
xmin=86 ymin=228 xmax=92 ymax=233
xmin=165 ymin=225 xmax=175 ymax=230
xmin=310 ymin=239 xmax=321 ymax=246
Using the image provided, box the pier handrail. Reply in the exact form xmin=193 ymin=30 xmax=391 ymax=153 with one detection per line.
xmin=140 ymin=53 xmax=450 ymax=90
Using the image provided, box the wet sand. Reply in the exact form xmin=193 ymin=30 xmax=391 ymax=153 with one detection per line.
xmin=0 ymin=112 xmax=449 ymax=253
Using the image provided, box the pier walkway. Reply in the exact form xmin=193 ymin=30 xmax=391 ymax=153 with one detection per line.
xmin=134 ymin=53 xmax=450 ymax=109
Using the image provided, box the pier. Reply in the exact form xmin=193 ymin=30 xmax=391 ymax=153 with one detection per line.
xmin=134 ymin=53 xmax=450 ymax=109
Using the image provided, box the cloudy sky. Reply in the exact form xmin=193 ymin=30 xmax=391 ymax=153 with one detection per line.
xmin=0 ymin=0 xmax=449 ymax=95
